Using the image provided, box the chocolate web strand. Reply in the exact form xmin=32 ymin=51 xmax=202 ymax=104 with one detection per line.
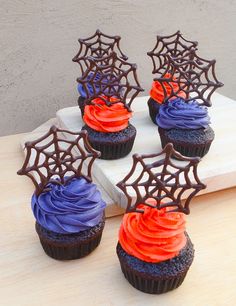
xmin=72 ymin=29 xmax=128 ymax=75
xmin=76 ymin=52 xmax=144 ymax=110
xmin=17 ymin=126 xmax=100 ymax=196
xmin=117 ymin=143 xmax=206 ymax=215
xmin=147 ymin=31 xmax=198 ymax=75
xmin=155 ymin=49 xmax=224 ymax=106
xmin=147 ymin=31 xmax=223 ymax=106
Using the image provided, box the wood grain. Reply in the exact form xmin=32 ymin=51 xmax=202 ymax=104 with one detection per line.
xmin=0 ymin=132 xmax=236 ymax=306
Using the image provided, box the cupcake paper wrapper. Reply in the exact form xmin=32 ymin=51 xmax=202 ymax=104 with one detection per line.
xmin=116 ymin=234 xmax=194 ymax=294
xmin=120 ymin=261 xmax=188 ymax=294
xmin=35 ymin=217 xmax=105 ymax=260
xmin=147 ymin=98 xmax=161 ymax=125
xmin=87 ymin=137 xmax=136 ymax=160
xmin=158 ymin=127 xmax=214 ymax=158
xmin=82 ymin=124 xmax=136 ymax=160
xmin=78 ymin=96 xmax=86 ymax=117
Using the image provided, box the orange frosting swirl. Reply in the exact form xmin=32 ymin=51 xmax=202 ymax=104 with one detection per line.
xmin=150 ymin=73 xmax=186 ymax=104
xmin=119 ymin=201 xmax=187 ymax=263
xmin=83 ymin=97 xmax=132 ymax=133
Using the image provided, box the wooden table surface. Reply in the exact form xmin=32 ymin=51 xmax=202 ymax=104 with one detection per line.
xmin=1 ymin=133 xmax=236 ymax=306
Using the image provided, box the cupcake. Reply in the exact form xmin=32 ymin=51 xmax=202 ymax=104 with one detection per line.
xmin=82 ymin=96 xmax=136 ymax=159
xmin=147 ymin=31 xmax=198 ymax=124
xmin=148 ymin=32 xmax=223 ymax=157
xmin=77 ymin=72 xmax=101 ymax=116
xmin=17 ymin=126 xmax=106 ymax=260
xmin=157 ymin=98 xmax=215 ymax=157
xmin=116 ymin=143 xmax=206 ymax=294
xmin=73 ymin=29 xmax=128 ymax=116
xmin=117 ymin=203 xmax=194 ymax=294
xmin=148 ymin=73 xmax=186 ymax=124
xmin=77 ymin=72 xmax=123 ymax=117
xmin=77 ymin=52 xmax=143 ymax=160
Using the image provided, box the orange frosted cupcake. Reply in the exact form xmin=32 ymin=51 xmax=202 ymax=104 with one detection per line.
xmin=82 ymin=96 xmax=136 ymax=159
xmin=116 ymin=143 xmax=206 ymax=293
xmin=147 ymin=73 xmax=186 ymax=124
xmin=72 ymin=30 xmax=128 ymax=117
xmin=76 ymin=52 xmax=143 ymax=159
xmin=147 ymin=31 xmax=198 ymax=125
xmin=117 ymin=203 xmax=194 ymax=294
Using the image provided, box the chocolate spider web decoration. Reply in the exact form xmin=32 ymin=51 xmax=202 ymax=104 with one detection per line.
xmin=117 ymin=143 xmax=206 ymax=215
xmin=155 ymin=49 xmax=223 ymax=106
xmin=147 ymin=31 xmax=198 ymax=75
xmin=76 ymin=52 xmax=144 ymax=110
xmin=17 ymin=126 xmax=100 ymax=196
xmin=72 ymin=29 xmax=128 ymax=75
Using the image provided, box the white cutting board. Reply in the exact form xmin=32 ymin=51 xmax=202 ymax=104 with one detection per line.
xmin=57 ymin=93 xmax=236 ymax=209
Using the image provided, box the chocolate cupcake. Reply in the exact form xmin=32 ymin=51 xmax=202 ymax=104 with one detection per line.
xmin=73 ymin=29 xmax=128 ymax=116
xmin=148 ymin=32 xmax=223 ymax=157
xmin=157 ymin=98 xmax=214 ymax=157
xmin=82 ymin=97 xmax=136 ymax=159
xmin=77 ymin=72 xmax=101 ymax=116
xmin=77 ymin=72 xmax=123 ymax=117
xmin=116 ymin=143 xmax=206 ymax=294
xmin=147 ymin=74 xmax=186 ymax=124
xmin=77 ymin=52 xmax=143 ymax=160
xmin=117 ymin=206 xmax=194 ymax=294
xmin=17 ymin=126 xmax=106 ymax=260
xmin=147 ymin=31 xmax=198 ymax=124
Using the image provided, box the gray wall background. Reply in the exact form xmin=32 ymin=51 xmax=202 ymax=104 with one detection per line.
xmin=0 ymin=0 xmax=235 ymax=136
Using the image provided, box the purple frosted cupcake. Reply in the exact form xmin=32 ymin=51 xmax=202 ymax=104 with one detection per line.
xmin=77 ymin=72 xmax=121 ymax=117
xmin=33 ymin=177 xmax=105 ymax=260
xmin=156 ymin=98 xmax=215 ymax=157
xmin=73 ymin=30 xmax=128 ymax=117
xmin=17 ymin=126 xmax=106 ymax=260
xmin=77 ymin=72 xmax=101 ymax=116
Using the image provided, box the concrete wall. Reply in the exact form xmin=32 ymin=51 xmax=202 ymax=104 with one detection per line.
xmin=0 ymin=0 xmax=235 ymax=136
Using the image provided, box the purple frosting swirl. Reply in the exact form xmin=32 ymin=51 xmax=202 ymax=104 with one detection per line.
xmin=31 ymin=177 xmax=106 ymax=234
xmin=78 ymin=72 xmax=101 ymax=98
xmin=77 ymin=72 xmax=122 ymax=98
xmin=156 ymin=98 xmax=210 ymax=129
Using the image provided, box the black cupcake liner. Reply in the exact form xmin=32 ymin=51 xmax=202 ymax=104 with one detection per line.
xmin=82 ymin=124 xmax=136 ymax=160
xmin=116 ymin=234 xmax=194 ymax=294
xmin=120 ymin=262 xmax=188 ymax=294
xmin=78 ymin=96 xmax=86 ymax=117
xmin=158 ymin=127 xmax=215 ymax=158
xmin=35 ymin=216 xmax=105 ymax=260
xmin=147 ymin=97 xmax=161 ymax=125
